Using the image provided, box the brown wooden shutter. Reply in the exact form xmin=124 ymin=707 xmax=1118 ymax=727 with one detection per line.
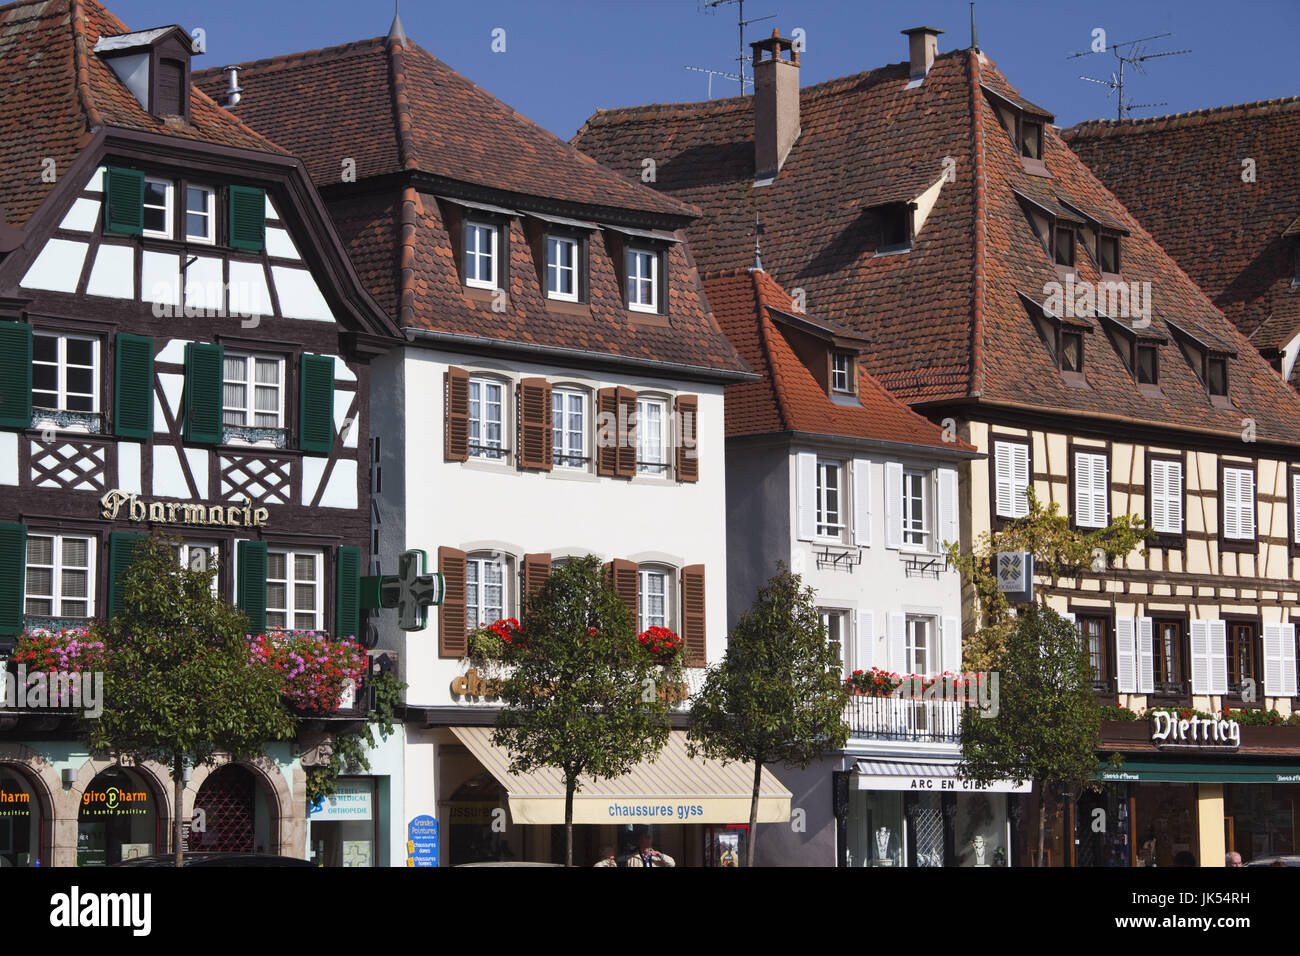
xmin=681 ymin=564 xmax=707 ymax=667
xmin=438 ymin=546 xmax=468 ymax=657
xmin=675 ymin=394 xmax=699 ymax=483
xmin=604 ymin=559 xmax=639 ymax=623
xmin=616 ymin=387 xmax=638 ymax=478
xmin=445 ymin=367 xmax=470 ymax=462
xmin=522 ymin=552 xmax=551 ymax=606
xmin=596 ymin=387 xmax=618 ymax=476
xmin=518 ymin=378 xmax=553 ymax=471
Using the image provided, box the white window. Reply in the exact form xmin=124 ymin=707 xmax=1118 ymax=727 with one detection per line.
xmin=185 ymin=185 xmax=215 ymax=244
xmin=905 ymin=616 xmax=932 ymax=674
xmin=1293 ymin=472 xmax=1300 ymax=546
xmin=469 ymin=377 xmax=506 ymax=461
xmin=552 ymin=388 xmax=587 ymax=468
xmin=993 ymin=440 xmax=1030 ymax=519
xmin=817 ymin=459 xmax=844 ymax=538
xmin=1223 ymin=466 xmax=1256 ymax=540
xmin=902 ymin=469 xmax=929 ymax=549
xmin=831 ymin=352 xmax=852 ymax=393
xmin=1073 ymin=450 xmax=1109 ymax=528
xmin=32 ymin=333 xmax=98 ymax=413
xmin=143 ymin=177 xmax=173 ymax=239
xmin=627 ymin=248 xmax=658 ymax=312
xmin=546 ymin=236 xmax=579 ymax=301
xmin=266 ymin=550 xmax=323 ymax=631
xmin=174 ymin=541 xmax=220 ymax=596
xmin=1150 ymin=458 xmax=1184 ymax=536
xmin=821 ymin=608 xmax=849 ymax=677
xmin=637 ymin=397 xmax=667 ymax=476
xmin=466 ymin=553 xmax=508 ymax=628
xmin=465 ymin=221 xmax=498 ymax=289
xmin=25 ymin=534 xmax=94 ymax=619
xmin=223 ymin=352 xmax=284 ymax=428
xmin=638 ymin=567 xmax=671 ymax=633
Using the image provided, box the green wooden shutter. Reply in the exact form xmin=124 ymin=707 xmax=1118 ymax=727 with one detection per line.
xmin=107 ymin=532 xmax=146 ymax=618
xmin=0 ymin=322 xmax=32 ymax=429
xmin=183 ymin=341 xmax=224 ymax=445
xmin=0 ymin=523 xmax=26 ymax=637
xmin=228 ymin=186 xmax=266 ymax=252
xmin=104 ymin=167 xmax=146 ymax=236
xmin=114 ymin=334 xmax=154 ymax=439
xmin=237 ymin=540 xmax=268 ymax=633
xmin=336 ymin=545 xmax=361 ymax=640
xmin=298 ymin=353 xmax=335 ymax=454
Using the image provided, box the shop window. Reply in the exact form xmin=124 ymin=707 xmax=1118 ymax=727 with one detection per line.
xmin=1133 ymin=783 xmax=1199 ymax=867
xmin=308 ymin=777 xmax=377 ymax=867
xmin=77 ymin=766 xmax=160 ymax=866
xmin=0 ymin=767 xmax=47 ymax=867
xmin=846 ymin=789 xmax=904 ymax=867
xmin=954 ymin=793 xmax=1010 ymax=867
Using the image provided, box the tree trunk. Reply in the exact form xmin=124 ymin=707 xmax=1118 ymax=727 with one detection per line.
xmin=746 ymin=758 xmax=762 ymax=868
xmin=1036 ymin=788 xmax=1047 ymax=868
xmin=564 ymin=775 xmax=575 ymax=867
xmin=173 ymin=753 xmax=185 ymax=868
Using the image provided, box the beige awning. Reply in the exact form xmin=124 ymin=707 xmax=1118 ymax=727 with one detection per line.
xmin=450 ymin=727 xmax=792 ymax=825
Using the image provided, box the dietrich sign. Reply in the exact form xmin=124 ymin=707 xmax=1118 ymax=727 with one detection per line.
xmin=100 ymin=490 xmax=269 ymax=528
xmin=1150 ymin=712 xmax=1241 ymax=750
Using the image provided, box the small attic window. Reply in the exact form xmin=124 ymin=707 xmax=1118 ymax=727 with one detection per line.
xmin=1098 ymin=234 xmax=1121 ymax=275
xmin=95 ymin=27 xmax=194 ymax=122
xmin=831 ymin=351 xmax=855 ymax=394
xmin=1054 ymin=226 xmax=1076 ymax=268
xmin=1137 ymin=345 xmax=1159 ymax=385
xmin=1021 ymin=121 xmax=1043 ymax=161
xmin=874 ymin=203 xmax=912 ymax=254
xmin=1207 ymin=357 xmax=1228 ymax=396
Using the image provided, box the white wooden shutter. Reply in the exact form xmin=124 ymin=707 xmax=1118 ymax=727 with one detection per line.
xmin=1280 ymin=622 xmax=1298 ymax=698
xmin=887 ymin=612 xmax=906 ymax=673
xmin=1240 ymin=469 xmax=1256 ymax=539
xmin=852 ymin=458 xmax=872 ymax=547
xmin=1293 ymin=474 xmax=1300 ymax=545
xmin=1223 ymin=467 xmax=1254 ymax=540
xmin=1264 ymin=623 xmax=1284 ymax=698
xmin=1151 ymin=459 xmax=1183 ymax=535
xmin=1115 ymin=616 xmax=1136 ymax=693
xmin=1075 ymin=452 xmax=1107 ymax=528
xmin=1189 ymin=619 xmax=1211 ymax=694
xmin=994 ymin=441 xmax=1029 ymax=518
xmin=855 ymin=610 xmax=874 ymax=673
xmin=1209 ymin=620 xmax=1228 ymax=695
xmin=1137 ymin=616 xmax=1154 ymax=694
xmin=884 ymin=461 xmax=903 ymax=550
xmin=941 ymin=616 xmax=960 ymax=673
xmin=937 ymin=467 xmax=959 ymax=549
xmin=796 ymin=452 xmax=817 ymax=541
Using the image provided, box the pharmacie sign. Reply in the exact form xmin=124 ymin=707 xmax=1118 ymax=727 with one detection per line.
xmin=100 ymin=489 xmax=269 ymax=528
xmin=1151 ymin=712 xmax=1241 ymax=750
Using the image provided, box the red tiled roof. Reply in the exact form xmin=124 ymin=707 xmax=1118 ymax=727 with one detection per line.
xmin=195 ymin=37 xmax=692 ymax=219
xmin=1065 ymin=98 xmax=1300 ymax=352
xmin=706 ymin=267 xmax=975 ymax=452
xmin=573 ymin=48 xmax=1300 ymax=445
xmin=0 ymin=0 xmax=283 ymax=230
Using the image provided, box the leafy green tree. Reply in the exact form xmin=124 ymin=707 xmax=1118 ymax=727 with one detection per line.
xmin=959 ymin=603 xmax=1102 ymax=866
xmin=86 ymin=535 xmax=297 ymax=865
xmin=687 ymin=565 xmax=849 ymax=867
xmin=466 ymin=555 xmax=680 ymax=867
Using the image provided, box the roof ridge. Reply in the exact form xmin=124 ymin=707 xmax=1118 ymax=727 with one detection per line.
xmin=194 ymin=36 xmax=387 ymax=81
xmin=385 ymin=32 xmax=418 ymax=170
xmin=1065 ymin=95 xmax=1300 ymax=137
xmin=69 ymin=0 xmax=106 ymax=132
xmin=967 ymin=48 xmax=985 ymax=399
xmin=750 ymin=272 xmax=792 ymax=432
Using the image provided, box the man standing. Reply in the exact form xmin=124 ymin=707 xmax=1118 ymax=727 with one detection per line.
xmin=625 ymin=833 xmax=675 ymax=868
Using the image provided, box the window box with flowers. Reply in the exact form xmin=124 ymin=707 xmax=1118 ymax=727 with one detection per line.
xmin=845 ymin=668 xmax=902 ymax=696
xmin=9 ymin=627 xmax=108 ymax=707
xmin=247 ymin=629 xmax=368 ymax=715
xmin=637 ymin=626 xmax=681 ymax=662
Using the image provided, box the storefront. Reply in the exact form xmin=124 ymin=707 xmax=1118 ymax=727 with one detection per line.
xmin=308 ymin=777 xmax=381 ymax=866
xmin=0 ymin=766 xmax=49 ymax=866
xmin=77 ymin=766 xmax=161 ymax=866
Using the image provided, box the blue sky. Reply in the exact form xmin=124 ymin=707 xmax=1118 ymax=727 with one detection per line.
xmin=109 ymin=0 xmax=1298 ymax=136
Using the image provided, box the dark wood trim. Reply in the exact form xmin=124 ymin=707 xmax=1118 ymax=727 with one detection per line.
xmin=1066 ymin=439 xmax=1110 ymax=532
xmin=988 ymin=430 xmax=1032 ymax=532
xmin=1218 ymin=458 xmax=1258 ymax=555
xmin=1220 ymin=613 xmax=1264 ymax=709
xmin=1147 ymin=614 xmax=1190 ymax=705
xmin=1070 ymin=603 xmax=1118 ymax=703
xmin=1145 ymin=450 xmax=1187 ymax=551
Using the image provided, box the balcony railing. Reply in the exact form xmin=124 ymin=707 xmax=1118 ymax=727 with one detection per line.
xmin=845 ymin=694 xmax=963 ymax=742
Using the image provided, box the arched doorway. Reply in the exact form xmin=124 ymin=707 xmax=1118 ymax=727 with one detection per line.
xmin=0 ymin=766 xmax=50 ymax=867
xmin=77 ymin=766 xmax=161 ymax=866
xmin=193 ymin=764 xmax=278 ymax=854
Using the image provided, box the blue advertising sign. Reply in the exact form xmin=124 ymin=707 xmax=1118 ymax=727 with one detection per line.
xmin=407 ymin=815 xmax=438 ymax=867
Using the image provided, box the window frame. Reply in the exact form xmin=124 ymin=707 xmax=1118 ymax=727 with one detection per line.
xmin=1146 ymin=452 xmax=1186 ymax=548
xmin=265 ymin=548 xmax=324 ymax=632
xmin=1060 ymin=330 xmax=1084 ymax=374
xmin=465 ymin=552 xmax=511 ymax=630
xmin=468 ymin=374 xmax=509 ymax=463
xmin=1097 ymin=232 xmax=1121 ymax=275
xmin=1071 ymin=610 xmax=1116 ymax=697
xmin=1020 ymin=119 xmax=1044 ymax=161
xmin=142 ymin=176 xmax=174 ymax=240
xmin=820 ymin=607 xmax=851 ymax=677
xmin=1054 ymin=224 xmax=1076 ymax=268
xmin=1219 ymin=460 xmax=1257 ymax=553
xmin=635 ymin=395 xmax=669 ymax=477
xmin=551 ymin=386 xmax=588 ymax=470
xmin=1223 ymin=617 xmax=1262 ymax=703
xmin=32 ymin=331 xmax=100 ymax=416
xmin=545 ymin=234 xmax=581 ymax=302
xmin=830 ymin=351 xmax=855 ymax=395
xmin=221 ymin=350 xmax=287 ymax=431
xmin=24 ymin=532 xmax=96 ymax=621
xmin=1150 ymin=616 xmax=1189 ymax=701
xmin=815 ymin=458 xmax=846 ymax=540
xmin=990 ymin=436 xmax=1032 ymax=527
xmin=901 ymin=468 xmax=930 ymax=551
xmin=904 ymin=615 xmax=934 ymax=676
xmin=1207 ymin=356 xmax=1229 ymax=397
xmin=464 ymin=220 xmax=500 ymax=290
xmin=1069 ymin=445 xmax=1110 ymax=531
xmin=637 ymin=564 xmax=673 ymax=635
xmin=184 ymin=183 xmax=217 ymax=245
xmin=626 ymin=247 xmax=660 ymax=313
xmin=174 ymin=540 xmax=221 ymax=597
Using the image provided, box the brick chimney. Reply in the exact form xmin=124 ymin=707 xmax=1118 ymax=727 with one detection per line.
xmin=751 ymin=30 xmax=800 ymax=184
xmin=902 ymin=26 xmax=944 ymax=80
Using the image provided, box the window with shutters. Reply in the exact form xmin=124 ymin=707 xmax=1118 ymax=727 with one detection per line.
xmin=905 ymin=616 xmax=933 ymax=675
xmin=142 ymin=177 xmax=173 ymax=239
xmin=552 ymin=387 xmax=587 ymax=469
xmin=465 ymin=221 xmax=499 ymax=290
xmin=1147 ymin=455 xmax=1184 ymax=541
xmin=1151 ymin=618 xmax=1186 ymax=697
xmin=638 ymin=566 xmax=672 ymax=634
xmin=266 ymin=550 xmax=322 ymax=631
xmin=1227 ymin=621 xmax=1260 ymax=699
xmin=466 ymin=553 xmax=509 ymax=629
xmin=901 ymin=469 xmax=930 ymax=550
xmin=32 ymin=333 xmax=99 ymax=418
xmin=1221 ymin=463 xmax=1256 ymax=547
xmin=185 ymin=185 xmax=215 ymax=244
xmin=222 ymin=352 xmax=284 ymax=430
xmin=546 ymin=236 xmax=580 ymax=301
xmin=626 ymin=248 xmax=660 ymax=313
xmin=173 ymin=541 xmax=220 ymax=596
xmin=469 ymin=376 xmax=507 ymax=461
xmin=1072 ymin=449 xmax=1109 ymax=529
xmin=816 ymin=459 xmax=845 ymax=539
xmin=636 ymin=397 xmax=668 ymax=477
xmin=25 ymin=534 xmax=94 ymax=620
xmin=1075 ymin=615 xmax=1113 ymax=693
xmin=992 ymin=439 xmax=1031 ymax=521
xmin=820 ymin=608 xmax=849 ymax=677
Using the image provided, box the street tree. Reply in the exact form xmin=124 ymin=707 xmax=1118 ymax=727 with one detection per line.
xmin=687 ymin=565 xmax=849 ymax=867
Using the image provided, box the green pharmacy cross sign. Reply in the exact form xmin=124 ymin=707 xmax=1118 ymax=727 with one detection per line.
xmin=362 ymin=549 xmax=444 ymax=631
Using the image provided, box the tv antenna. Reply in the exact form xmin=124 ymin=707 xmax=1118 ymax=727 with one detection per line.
xmin=683 ymin=65 xmax=744 ymax=100
xmin=699 ymin=0 xmax=776 ymax=96
xmin=1069 ymin=32 xmax=1191 ymax=120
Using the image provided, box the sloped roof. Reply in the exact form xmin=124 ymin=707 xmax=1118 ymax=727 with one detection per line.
xmin=706 ymin=267 xmax=975 ymax=453
xmin=0 ymin=0 xmax=283 ymax=229
xmin=573 ymin=47 xmax=1300 ymax=445
xmin=194 ymin=36 xmax=692 ymax=220
xmin=1065 ymin=97 xmax=1300 ymax=351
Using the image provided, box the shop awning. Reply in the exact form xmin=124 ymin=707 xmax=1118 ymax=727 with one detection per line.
xmin=1096 ymin=761 xmax=1300 ymax=784
xmin=853 ymin=760 xmax=1032 ymax=794
xmin=450 ymin=727 xmax=792 ymax=825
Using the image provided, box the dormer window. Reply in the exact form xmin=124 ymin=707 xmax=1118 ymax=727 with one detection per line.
xmin=1021 ymin=121 xmax=1043 ymax=161
xmin=1098 ymin=234 xmax=1120 ymax=275
xmin=1054 ymin=226 xmax=1076 ymax=268
xmin=1137 ymin=345 xmax=1158 ymax=385
xmin=626 ymin=248 xmax=660 ymax=313
xmin=1061 ymin=331 xmax=1084 ymax=373
xmin=1169 ymin=320 xmax=1234 ymax=407
xmin=1208 ymin=357 xmax=1228 ymax=396
xmin=465 ymin=221 xmax=499 ymax=290
xmin=94 ymin=26 xmax=196 ymax=122
xmin=1023 ymin=292 xmax=1089 ymax=387
xmin=1100 ymin=312 xmax=1165 ymax=397
xmin=546 ymin=236 xmax=580 ymax=302
xmin=873 ymin=203 xmax=912 ymax=254
xmin=831 ymin=351 xmax=855 ymax=394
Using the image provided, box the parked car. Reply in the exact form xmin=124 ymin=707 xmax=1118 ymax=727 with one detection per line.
xmin=109 ymin=853 xmax=316 ymax=867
